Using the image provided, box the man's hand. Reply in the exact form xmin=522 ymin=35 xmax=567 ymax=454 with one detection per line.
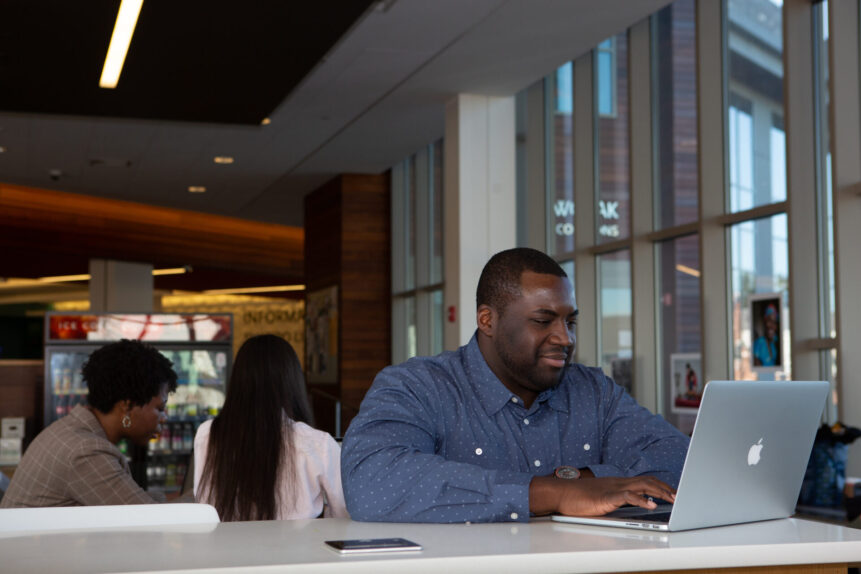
xmin=529 ymin=474 xmax=677 ymax=517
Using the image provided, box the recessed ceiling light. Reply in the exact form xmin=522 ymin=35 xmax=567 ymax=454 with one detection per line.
xmin=260 ymin=117 xmax=271 ymax=126
xmin=0 ymin=146 xmax=6 ymax=153
xmin=188 ymin=186 xmax=206 ymax=193
xmin=99 ymin=0 xmax=144 ymax=89
xmin=213 ymin=156 xmax=234 ymax=164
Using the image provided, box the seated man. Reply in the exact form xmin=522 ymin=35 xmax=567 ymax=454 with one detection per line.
xmin=342 ymin=247 xmax=689 ymax=523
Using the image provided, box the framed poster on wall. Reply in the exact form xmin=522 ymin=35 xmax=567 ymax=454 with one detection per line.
xmin=750 ymin=292 xmax=782 ymax=373
xmin=670 ymin=352 xmax=702 ymax=414
xmin=305 ymin=286 xmax=338 ymax=384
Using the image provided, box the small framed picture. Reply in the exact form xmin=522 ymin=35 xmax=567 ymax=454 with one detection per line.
xmin=749 ymin=293 xmax=782 ymax=372
xmin=670 ymin=353 xmax=702 ymax=414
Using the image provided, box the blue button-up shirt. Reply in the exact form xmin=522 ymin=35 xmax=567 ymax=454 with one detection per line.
xmin=341 ymin=335 xmax=690 ymax=523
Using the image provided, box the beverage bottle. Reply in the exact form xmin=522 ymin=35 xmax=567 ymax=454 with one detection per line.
xmin=165 ymin=463 xmax=177 ymax=488
xmin=159 ymin=425 xmax=171 ymax=452
xmin=182 ymin=423 xmax=193 ymax=451
xmin=171 ymin=423 xmax=183 ymax=452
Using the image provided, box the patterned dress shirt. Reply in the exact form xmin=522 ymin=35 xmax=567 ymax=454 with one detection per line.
xmin=1 ymin=405 xmax=157 ymax=507
xmin=341 ymin=335 xmax=690 ymax=523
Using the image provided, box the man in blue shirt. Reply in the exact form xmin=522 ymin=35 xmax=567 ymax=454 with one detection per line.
xmin=342 ymin=248 xmax=689 ymax=523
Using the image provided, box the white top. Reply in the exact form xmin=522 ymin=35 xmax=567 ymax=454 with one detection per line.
xmin=2 ymin=517 xmax=861 ymax=573
xmin=193 ymin=418 xmax=348 ymax=520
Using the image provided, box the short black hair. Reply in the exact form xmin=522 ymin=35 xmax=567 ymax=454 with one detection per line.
xmin=83 ymin=339 xmax=178 ymax=413
xmin=476 ymin=247 xmax=568 ymax=314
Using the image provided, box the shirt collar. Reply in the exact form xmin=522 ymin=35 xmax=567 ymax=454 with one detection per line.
xmin=464 ymin=333 xmax=568 ymax=415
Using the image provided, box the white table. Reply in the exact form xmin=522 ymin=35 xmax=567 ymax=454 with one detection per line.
xmin=1 ymin=516 xmax=860 ymax=574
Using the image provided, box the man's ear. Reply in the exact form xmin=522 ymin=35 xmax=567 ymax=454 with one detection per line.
xmin=476 ymin=304 xmax=496 ymax=338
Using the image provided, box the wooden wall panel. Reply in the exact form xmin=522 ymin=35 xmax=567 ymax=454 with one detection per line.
xmin=0 ymin=183 xmax=304 ymax=279
xmin=304 ymin=174 xmax=390 ymax=435
xmin=0 ymin=360 xmax=44 ymax=449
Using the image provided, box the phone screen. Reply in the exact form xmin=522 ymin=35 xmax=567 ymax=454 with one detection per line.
xmin=324 ymin=538 xmax=422 ymax=554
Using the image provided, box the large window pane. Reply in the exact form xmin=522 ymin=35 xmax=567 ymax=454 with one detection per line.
xmin=653 ymin=0 xmax=699 ymax=229
xmin=726 ymin=0 xmax=786 ymax=212
xmin=548 ymin=62 xmax=575 ymax=256
xmin=657 ymin=234 xmax=700 ymax=433
xmin=730 ymin=214 xmax=790 ymax=380
xmin=596 ymin=32 xmax=630 ymax=244
xmin=814 ymin=1 xmax=836 ymax=338
xmin=430 ymin=140 xmax=444 ymax=285
xmin=597 ymin=250 xmax=632 ymax=382
xmin=431 ymin=289 xmax=444 ymax=356
xmin=406 ymin=156 xmax=417 ymax=290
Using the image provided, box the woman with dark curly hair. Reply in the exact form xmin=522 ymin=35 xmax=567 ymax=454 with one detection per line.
xmin=1 ymin=339 xmax=178 ymax=508
xmin=194 ymin=334 xmax=347 ymax=521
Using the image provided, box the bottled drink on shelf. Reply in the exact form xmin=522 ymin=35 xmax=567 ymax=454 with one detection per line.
xmin=171 ymin=424 xmax=183 ymax=452
xmin=159 ymin=425 xmax=171 ymax=452
xmin=182 ymin=423 xmax=193 ymax=451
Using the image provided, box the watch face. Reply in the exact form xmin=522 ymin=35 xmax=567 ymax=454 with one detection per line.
xmin=554 ymin=465 xmax=580 ymax=480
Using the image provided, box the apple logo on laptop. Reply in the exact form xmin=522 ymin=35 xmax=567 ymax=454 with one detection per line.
xmin=747 ymin=438 xmax=764 ymax=466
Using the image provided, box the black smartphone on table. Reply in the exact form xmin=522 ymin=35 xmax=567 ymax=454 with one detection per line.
xmin=324 ymin=538 xmax=422 ymax=554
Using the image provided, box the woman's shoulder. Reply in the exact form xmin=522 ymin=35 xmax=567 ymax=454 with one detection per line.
xmin=194 ymin=418 xmax=214 ymax=441
xmin=290 ymin=421 xmax=339 ymax=450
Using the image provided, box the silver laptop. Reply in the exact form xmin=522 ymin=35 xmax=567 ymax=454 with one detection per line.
xmin=552 ymin=380 xmax=829 ymax=531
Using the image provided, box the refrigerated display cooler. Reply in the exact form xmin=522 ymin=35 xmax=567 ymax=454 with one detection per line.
xmin=44 ymin=312 xmax=233 ymax=498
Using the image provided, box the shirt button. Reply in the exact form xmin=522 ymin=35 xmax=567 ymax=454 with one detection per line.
xmin=523 ymin=418 xmax=530 ymax=425
xmin=511 ymin=397 xmax=518 ymax=403
xmin=534 ymin=460 xmax=541 ymax=467
xmin=584 ymin=443 xmax=591 ymax=451
xmin=510 ymin=512 xmax=519 ymax=520
xmin=475 ymin=448 xmax=483 ymax=455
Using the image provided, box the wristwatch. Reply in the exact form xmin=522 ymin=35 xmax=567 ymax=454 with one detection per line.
xmin=554 ymin=465 xmax=581 ymax=480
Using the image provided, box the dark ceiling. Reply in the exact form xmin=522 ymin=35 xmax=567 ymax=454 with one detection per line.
xmin=0 ymin=0 xmax=373 ymax=125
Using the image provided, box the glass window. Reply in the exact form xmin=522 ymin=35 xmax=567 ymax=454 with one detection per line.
xmin=390 ymin=140 xmax=446 ymax=362
xmin=406 ymin=155 xmax=417 ymax=290
xmin=730 ymin=213 xmax=790 ymax=380
xmin=430 ymin=141 xmax=444 ymax=285
xmin=548 ymin=63 xmax=575 ymax=256
xmin=597 ymin=250 xmax=632 ymax=378
xmin=814 ymin=0 xmax=836 ymax=338
xmin=653 ymin=0 xmax=699 ymax=229
xmin=726 ymin=0 xmax=786 ymax=212
xmin=595 ymin=32 xmax=630 ymax=244
xmin=657 ymin=234 xmax=701 ymax=433
xmin=431 ymin=289 xmax=444 ymax=355
xmin=597 ymin=39 xmax=617 ymax=117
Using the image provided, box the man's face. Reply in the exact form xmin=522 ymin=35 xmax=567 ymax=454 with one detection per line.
xmin=486 ymin=271 xmax=577 ymax=398
xmin=126 ymin=385 xmax=168 ymax=446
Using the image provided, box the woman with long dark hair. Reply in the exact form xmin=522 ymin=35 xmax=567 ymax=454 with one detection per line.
xmin=193 ymin=334 xmax=347 ymax=521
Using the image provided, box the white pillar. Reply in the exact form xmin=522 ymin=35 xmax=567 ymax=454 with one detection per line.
xmin=89 ymin=259 xmax=154 ymax=312
xmin=830 ymin=0 xmax=861 ymax=476
xmin=443 ymin=94 xmax=517 ymax=349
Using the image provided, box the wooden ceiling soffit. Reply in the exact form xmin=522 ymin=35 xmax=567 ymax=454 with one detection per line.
xmin=0 ymin=183 xmax=303 ymax=278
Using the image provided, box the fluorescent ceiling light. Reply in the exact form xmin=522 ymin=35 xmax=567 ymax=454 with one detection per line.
xmin=203 ymin=285 xmax=305 ymax=295
xmin=5 ymin=267 xmax=191 ymax=285
xmin=151 ymin=266 xmax=191 ymax=276
xmin=99 ymin=0 xmax=144 ymax=89
xmin=675 ymin=264 xmax=701 ymax=278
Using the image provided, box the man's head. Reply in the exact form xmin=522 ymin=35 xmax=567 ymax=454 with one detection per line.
xmin=476 ymin=248 xmax=569 ymax=315
xmin=475 ymin=248 xmax=577 ymax=406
